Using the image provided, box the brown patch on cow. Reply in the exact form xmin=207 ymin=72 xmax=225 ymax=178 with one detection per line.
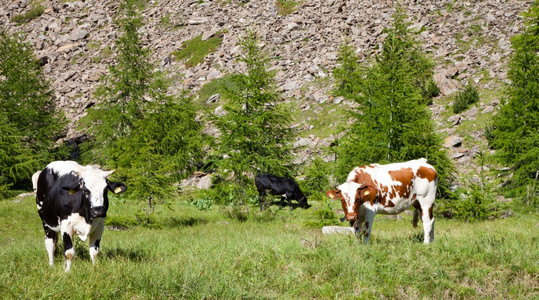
xmin=417 ymin=166 xmax=437 ymax=182
xmin=428 ymin=204 xmax=434 ymax=220
xmin=357 ymin=185 xmax=378 ymax=206
xmin=388 ymin=168 xmax=414 ymax=199
xmin=386 ymin=200 xmax=395 ymax=208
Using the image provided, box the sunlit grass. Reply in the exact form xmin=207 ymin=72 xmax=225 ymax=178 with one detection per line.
xmin=1 ymin=195 xmax=537 ymax=298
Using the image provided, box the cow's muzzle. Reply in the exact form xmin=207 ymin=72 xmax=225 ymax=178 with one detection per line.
xmin=90 ymin=206 xmax=106 ymax=219
xmin=344 ymin=213 xmax=357 ymax=221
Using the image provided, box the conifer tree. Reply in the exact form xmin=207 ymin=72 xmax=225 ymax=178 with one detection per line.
xmin=81 ymin=0 xmax=203 ymax=208
xmin=0 ymin=30 xmax=66 ymax=193
xmin=81 ymin=0 xmax=154 ymax=163
xmin=488 ymin=4 xmax=538 ymax=206
xmin=214 ymin=31 xmax=295 ymax=187
xmin=333 ymin=10 xmax=452 ymax=192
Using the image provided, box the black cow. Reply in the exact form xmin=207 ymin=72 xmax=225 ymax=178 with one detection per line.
xmin=36 ymin=161 xmax=127 ymax=271
xmin=255 ymin=174 xmax=309 ymax=211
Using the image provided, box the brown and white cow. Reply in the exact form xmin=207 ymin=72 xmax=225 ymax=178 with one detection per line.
xmin=326 ymin=158 xmax=437 ymax=244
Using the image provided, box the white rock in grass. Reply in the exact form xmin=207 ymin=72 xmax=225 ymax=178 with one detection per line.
xmin=322 ymin=226 xmax=355 ymax=235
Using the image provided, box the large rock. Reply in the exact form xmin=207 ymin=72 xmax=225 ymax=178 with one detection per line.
xmin=322 ymin=226 xmax=355 ymax=235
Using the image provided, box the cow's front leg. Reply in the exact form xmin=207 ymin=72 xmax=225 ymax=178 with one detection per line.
xmin=89 ymin=218 xmax=105 ymax=266
xmin=60 ymin=222 xmax=75 ymax=272
xmin=285 ymin=193 xmax=293 ymax=210
xmin=361 ymin=210 xmax=376 ymax=244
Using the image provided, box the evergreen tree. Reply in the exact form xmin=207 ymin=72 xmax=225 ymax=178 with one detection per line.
xmin=0 ymin=30 xmax=66 ymax=193
xmin=81 ymin=0 xmax=154 ymax=163
xmin=333 ymin=10 xmax=453 ymax=193
xmin=80 ymin=0 xmax=203 ymax=209
xmin=214 ymin=31 xmax=295 ymax=187
xmin=488 ymin=3 xmax=539 ymax=206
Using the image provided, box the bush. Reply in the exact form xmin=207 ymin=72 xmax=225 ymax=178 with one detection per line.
xmin=452 ymin=84 xmax=479 ymax=114
xmin=437 ymin=182 xmax=501 ymax=221
xmin=300 ymin=158 xmax=331 ymax=196
xmin=304 ymin=199 xmax=340 ymax=227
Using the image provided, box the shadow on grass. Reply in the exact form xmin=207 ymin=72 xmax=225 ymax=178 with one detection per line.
xmin=165 ymin=216 xmax=209 ymax=228
xmin=104 ymin=247 xmax=149 ymax=262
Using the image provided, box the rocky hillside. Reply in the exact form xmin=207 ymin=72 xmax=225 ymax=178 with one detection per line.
xmin=0 ymin=0 xmax=533 ymax=178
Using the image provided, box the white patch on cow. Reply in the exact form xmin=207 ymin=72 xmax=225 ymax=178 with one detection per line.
xmin=64 ymin=248 xmax=75 ymax=272
xmin=89 ymin=247 xmax=99 ymax=265
xmin=337 ymin=181 xmax=363 ymax=215
xmin=36 ymin=203 xmax=42 ymax=210
xmin=61 ymin=213 xmax=92 ymax=241
xmin=32 ymin=171 xmax=41 ymax=192
xmin=45 ymin=223 xmax=60 ymax=232
xmin=47 ymin=161 xmax=83 ymax=177
xmin=77 ymin=165 xmax=113 ymax=209
xmin=45 ymin=238 xmax=55 ymax=266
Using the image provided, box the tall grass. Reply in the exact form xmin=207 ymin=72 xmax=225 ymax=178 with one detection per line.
xmin=1 ymin=196 xmax=537 ymax=298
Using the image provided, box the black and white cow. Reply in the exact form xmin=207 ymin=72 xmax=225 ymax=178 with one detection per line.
xmin=255 ymin=174 xmax=309 ymax=211
xmin=36 ymin=161 xmax=127 ymax=271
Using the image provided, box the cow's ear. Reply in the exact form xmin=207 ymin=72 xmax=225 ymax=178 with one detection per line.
xmin=108 ymin=181 xmax=127 ymax=194
xmin=103 ymin=170 xmax=115 ymax=178
xmin=326 ymin=189 xmax=340 ymax=200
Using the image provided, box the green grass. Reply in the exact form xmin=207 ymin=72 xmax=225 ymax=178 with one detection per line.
xmin=275 ymin=1 xmax=301 ymax=15
xmin=172 ymin=33 xmax=224 ymax=68
xmin=197 ymin=75 xmax=239 ymax=107
xmin=11 ymin=3 xmax=45 ymax=25
xmin=1 ymin=195 xmax=537 ymax=298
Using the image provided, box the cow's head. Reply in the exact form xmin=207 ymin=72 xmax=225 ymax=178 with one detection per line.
xmin=298 ymin=195 xmax=310 ymax=209
xmin=63 ymin=165 xmax=127 ymax=219
xmin=326 ymin=181 xmax=377 ymax=221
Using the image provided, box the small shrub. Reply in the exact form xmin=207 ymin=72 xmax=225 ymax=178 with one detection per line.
xmin=188 ymin=196 xmax=213 ymax=211
xmin=452 ymin=84 xmax=479 ymax=114
xmin=438 ymin=182 xmax=501 ymax=221
xmin=11 ymin=4 xmax=45 ymax=24
xmin=304 ymin=199 xmax=340 ymax=227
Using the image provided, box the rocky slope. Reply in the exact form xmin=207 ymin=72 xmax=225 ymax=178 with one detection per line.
xmin=0 ymin=0 xmax=533 ymax=179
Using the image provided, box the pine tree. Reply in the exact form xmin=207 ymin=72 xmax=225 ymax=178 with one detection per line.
xmin=0 ymin=30 xmax=67 ymax=193
xmin=333 ymin=9 xmax=453 ymax=192
xmin=80 ymin=0 xmax=203 ymax=210
xmin=488 ymin=4 xmax=539 ymax=206
xmin=80 ymin=0 xmax=154 ymax=163
xmin=214 ymin=31 xmax=295 ymax=188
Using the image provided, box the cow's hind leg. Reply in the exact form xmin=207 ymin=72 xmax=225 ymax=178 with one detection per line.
xmin=89 ymin=219 xmax=105 ymax=266
xmin=421 ymin=204 xmax=435 ymax=244
xmin=44 ymin=227 xmax=57 ymax=267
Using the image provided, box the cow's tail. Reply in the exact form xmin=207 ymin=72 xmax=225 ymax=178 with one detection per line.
xmin=412 ymin=207 xmax=420 ymax=228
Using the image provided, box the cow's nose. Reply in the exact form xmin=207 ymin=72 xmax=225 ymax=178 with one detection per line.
xmin=345 ymin=213 xmax=357 ymax=221
xmin=90 ymin=206 xmax=106 ymax=218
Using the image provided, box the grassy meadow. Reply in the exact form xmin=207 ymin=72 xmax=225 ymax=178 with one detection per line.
xmin=0 ymin=195 xmax=537 ymax=299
